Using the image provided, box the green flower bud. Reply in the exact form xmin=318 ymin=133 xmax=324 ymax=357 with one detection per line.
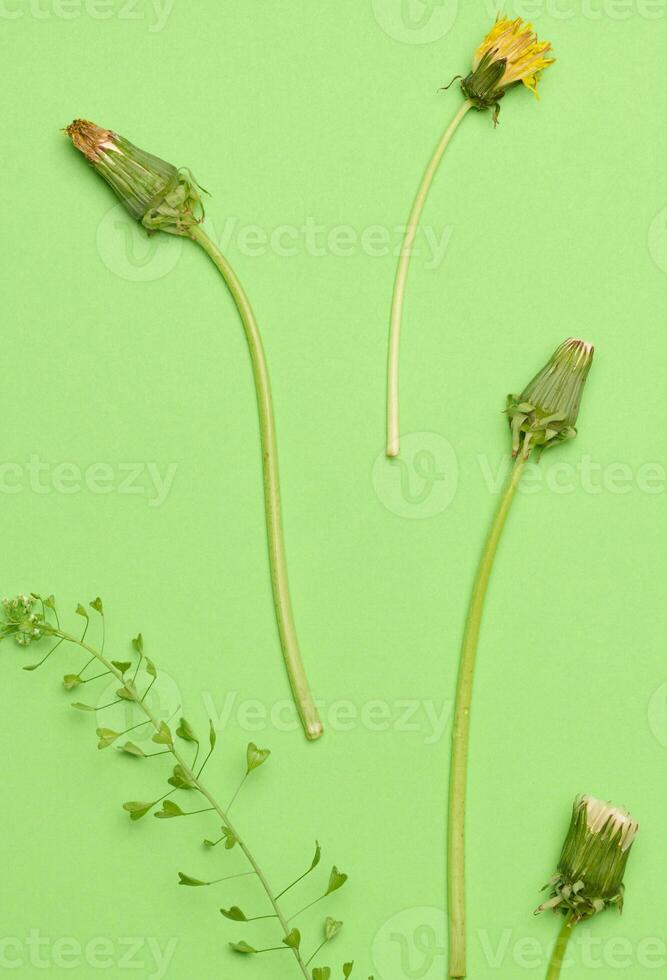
xmin=1 ymin=594 xmax=44 ymax=646
xmin=65 ymin=119 xmax=203 ymax=237
xmin=506 ymin=337 xmax=594 ymax=458
xmin=536 ymin=795 xmax=638 ymax=922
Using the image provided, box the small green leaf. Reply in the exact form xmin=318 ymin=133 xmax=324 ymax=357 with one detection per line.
xmin=325 ymin=918 xmax=342 ymax=941
xmin=63 ymin=674 xmax=82 ymax=690
xmin=168 ymin=764 xmax=196 ymax=790
xmin=90 ymin=597 xmax=104 ymax=614
xmin=229 ymin=942 xmax=256 ymax=955
xmin=71 ymin=702 xmax=95 ymax=711
xmin=44 ymin=595 xmax=56 ymax=610
xmin=246 ymin=742 xmax=270 ymax=774
xmin=283 ymin=929 xmax=301 ymax=950
xmin=155 ymin=800 xmax=184 ymax=819
xmin=118 ymin=741 xmax=146 ymax=758
xmin=112 ymin=660 xmax=131 ymax=674
xmin=145 ymin=657 xmax=157 ymax=678
xmin=222 ymin=826 xmax=238 ymax=850
xmin=122 ymin=801 xmax=153 ymax=821
xmin=117 ymin=681 xmax=137 ymax=701
xmin=203 ymin=838 xmax=217 ymax=848
xmin=75 ymin=604 xmax=88 ymax=618
xmin=312 ymin=969 xmax=331 ymax=980
xmin=23 ymin=663 xmax=40 ymax=671
xmin=132 ymin=633 xmax=144 ymax=655
xmin=220 ymin=906 xmax=248 ymax=921
xmin=178 ymin=872 xmax=208 ymax=886
xmin=152 ymin=721 xmax=173 ymax=745
xmin=310 ymin=841 xmax=322 ymax=871
xmin=176 ymin=718 xmax=198 ymax=743
xmin=209 ymin=719 xmax=217 ymax=750
xmin=325 ymin=867 xmax=348 ymax=896
xmin=343 ymin=965 xmax=354 ymax=979
xmin=96 ymin=727 xmax=120 ymax=749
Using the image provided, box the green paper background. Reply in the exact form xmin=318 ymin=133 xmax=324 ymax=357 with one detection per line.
xmin=3 ymin=1 xmax=667 ymax=977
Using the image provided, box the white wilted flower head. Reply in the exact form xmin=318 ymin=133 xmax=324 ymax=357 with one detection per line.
xmin=506 ymin=337 xmax=594 ymax=458
xmin=1 ymin=594 xmax=44 ymax=646
xmin=536 ymin=794 xmax=639 ymax=922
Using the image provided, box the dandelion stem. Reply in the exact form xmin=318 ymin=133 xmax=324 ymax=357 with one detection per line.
xmin=447 ymin=451 xmax=528 ymax=978
xmin=188 ymin=224 xmax=323 ymax=742
xmin=386 ymin=98 xmax=472 ymax=458
xmin=545 ymin=915 xmax=576 ymax=980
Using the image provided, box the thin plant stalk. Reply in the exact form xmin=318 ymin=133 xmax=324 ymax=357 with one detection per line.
xmin=447 ymin=451 xmax=527 ymax=977
xmin=64 ymin=120 xmax=323 ymax=743
xmin=56 ymin=628 xmax=312 ymax=980
xmin=545 ymin=915 xmax=575 ymax=980
xmin=189 ymin=225 xmax=323 ymax=742
xmin=386 ymin=99 xmax=472 ymax=458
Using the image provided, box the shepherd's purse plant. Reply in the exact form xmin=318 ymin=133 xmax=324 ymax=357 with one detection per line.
xmin=1 ymin=593 xmax=366 ymax=979
xmin=385 ymin=16 xmax=554 ymax=458
xmin=65 ymin=120 xmax=323 ymax=742
xmin=447 ymin=338 xmax=594 ymax=978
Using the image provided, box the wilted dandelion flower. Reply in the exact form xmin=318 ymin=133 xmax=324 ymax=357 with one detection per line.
xmin=385 ymin=16 xmax=555 ymax=459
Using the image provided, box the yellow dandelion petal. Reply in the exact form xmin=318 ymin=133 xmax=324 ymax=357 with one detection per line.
xmin=463 ymin=15 xmax=554 ymax=113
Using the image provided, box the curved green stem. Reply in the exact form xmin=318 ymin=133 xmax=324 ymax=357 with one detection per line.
xmin=386 ymin=98 xmax=472 ymax=458
xmin=55 ymin=630 xmax=311 ymax=980
xmin=447 ymin=451 xmax=528 ymax=978
xmin=546 ymin=915 xmax=576 ymax=980
xmin=189 ymin=224 xmax=323 ymax=741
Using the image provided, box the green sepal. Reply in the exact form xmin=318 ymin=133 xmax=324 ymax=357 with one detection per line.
xmin=325 ymin=867 xmax=348 ymax=896
xmin=155 ymin=800 xmax=183 ymax=819
xmin=229 ymin=942 xmax=257 ymax=955
xmin=176 ymin=718 xmax=198 ymax=743
xmin=282 ymin=929 xmax=301 ymax=950
xmin=246 ymin=742 xmax=271 ymax=774
xmin=97 ymin=727 xmax=120 ymax=749
xmin=325 ymin=917 xmax=342 ymax=940
xmin=178 ymin=872 xmax=208 ymax=886
xmin=152 ymin=721 xmax=173 ymax=745
xmin=221 ymin=906 xmax=248 ymax=921
xmin=118 ymin=741 xmax=146 ymax=758
xmin=168 ymin=764 xmax=196 ymax=790
xmin=122 ymin=800 xmax=153 ymax=821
